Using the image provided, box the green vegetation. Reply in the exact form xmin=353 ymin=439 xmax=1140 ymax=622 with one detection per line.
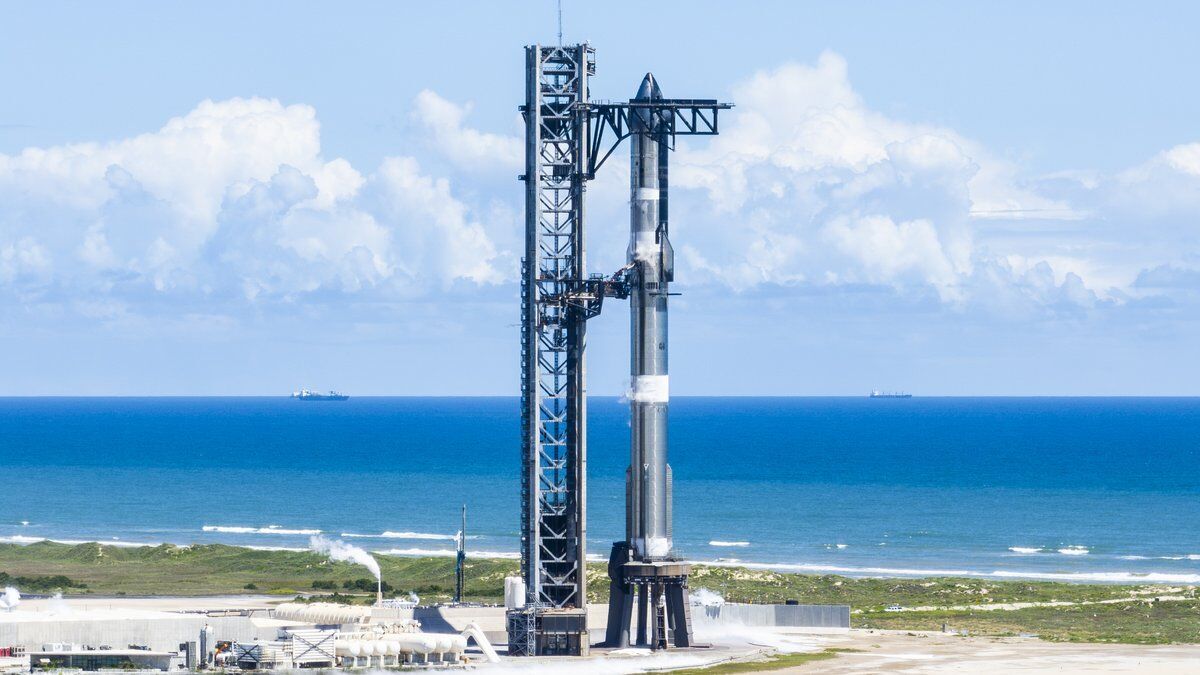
xmin=0 ymin=541 xmax=515 ymax=600
xmin=0 ymin=570 xmax=86 ymax=592
xmin=858 ymin=600 xmax=1200 ymax=645
xmin=666 ymin=649 xmax=841 ymax=674
xmin=2 ymin=541 xmax=1197 ymax=644
xmin=685 ymin=566 xmax=1187 ymax=610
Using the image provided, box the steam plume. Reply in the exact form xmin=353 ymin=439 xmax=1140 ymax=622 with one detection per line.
xmin=309 ymin=535 xmax=381 ymax=580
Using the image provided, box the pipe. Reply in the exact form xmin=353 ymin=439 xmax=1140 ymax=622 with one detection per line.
xmin=460 ymin=622 xmax=500 ymax=663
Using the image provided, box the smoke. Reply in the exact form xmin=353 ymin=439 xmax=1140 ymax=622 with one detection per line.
xmin=0 ymin=587 xmax=19 ymax=611
xmin=309 ymin=535 xmax=381 ymax=581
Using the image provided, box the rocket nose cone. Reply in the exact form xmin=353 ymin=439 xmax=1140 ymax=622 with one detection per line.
xmin=636 ymin=72 xmax=663 ymax=100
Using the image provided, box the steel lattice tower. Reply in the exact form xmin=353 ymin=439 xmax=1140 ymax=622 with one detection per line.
xmin=519 ymin=43 xmax=594 ymax=611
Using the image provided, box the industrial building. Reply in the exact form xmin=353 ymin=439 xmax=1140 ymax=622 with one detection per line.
xmin=0 ymin=598 xmax=499 ymax=672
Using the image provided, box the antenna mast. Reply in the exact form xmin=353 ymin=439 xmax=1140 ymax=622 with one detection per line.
xmin=557 ymin=0 xmax=563 ymax=46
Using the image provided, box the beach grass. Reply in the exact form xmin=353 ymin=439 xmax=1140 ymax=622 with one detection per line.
xmin=2 ymin=541 xmax=1196 ymax=644
xmin=857 ymin=600 xmax=1200 ymax=644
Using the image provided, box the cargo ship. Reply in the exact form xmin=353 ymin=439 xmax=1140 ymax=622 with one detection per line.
xmin=292 ymin=389 xmax=349 ymax=401
xmin=869 ymin=390 xmax=912 ymax=398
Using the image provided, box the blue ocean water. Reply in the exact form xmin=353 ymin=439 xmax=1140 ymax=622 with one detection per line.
xmin=2 ymin=397 xmax=1199 ymax=584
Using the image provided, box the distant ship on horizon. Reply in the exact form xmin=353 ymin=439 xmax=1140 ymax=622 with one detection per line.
xmin=292 ymin=389 xmax=349 ymax=401
xmin=869 ymin=389 xmax=912 ymax=399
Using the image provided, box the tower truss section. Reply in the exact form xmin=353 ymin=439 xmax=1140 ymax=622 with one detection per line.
xmin=518 ymin=43 xmax=594 ymax=615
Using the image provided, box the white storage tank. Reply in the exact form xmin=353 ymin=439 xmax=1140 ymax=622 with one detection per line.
xmin=504 ymin=576 xmax=526 ymax=609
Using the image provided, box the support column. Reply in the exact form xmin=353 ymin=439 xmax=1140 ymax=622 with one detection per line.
xmin=636 ymin=585 xmax=649 ymax=646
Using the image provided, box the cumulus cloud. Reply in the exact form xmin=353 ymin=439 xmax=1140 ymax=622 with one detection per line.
xmin=411 ymin=90 xmax=522 ymax=172
xmin=0 ymin=96 xmax=508 ymax=315
xmin=824 ymin=215 xmax=963 ymax=300
xmin=3 ymin=55 xmax=1200 ymax=329
xmin=665 ymin=51 xmax=1174 ymax=311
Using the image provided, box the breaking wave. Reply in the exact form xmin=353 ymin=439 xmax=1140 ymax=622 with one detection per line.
xmin=202 ymin=525 xmax=321 ymax=535
xmin=0 ymin=535 xmax=156 ymax=548
xmin=0 ymin=535 xmax=44 ymax=545
xmin=1008 ymin=547 xmax=1043 ymax=554
xmin=244 ymin=545 xmax=306 ymax=552
xmin=708 ymin=540 xmax=749 ymax=547
xmin=376 ymin=547 xmax=519 ymax=560
xmin=1058 ymin=546 xmax=1090 ymax=556
xmin=374 ymin=547 xmax=606 ymax=562
xmin=692 ymin=559 xmax=1200 ymax=584
xmin=341 ymin=531 xmax=471 ymax=541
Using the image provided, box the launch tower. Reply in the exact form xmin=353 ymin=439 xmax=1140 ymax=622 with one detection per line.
xmin=512 ymin=43 xmax=729 ymax=655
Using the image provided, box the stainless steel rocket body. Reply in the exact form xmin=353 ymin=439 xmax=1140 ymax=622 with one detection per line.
xmin=627 ymin=74 xmax=673 ymax=561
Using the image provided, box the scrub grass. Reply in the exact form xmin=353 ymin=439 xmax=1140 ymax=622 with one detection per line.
xmin=857 ymin=599 xmax=1200 ymax=644
xmin=2 ymin=541 xmax=1197 ymax=644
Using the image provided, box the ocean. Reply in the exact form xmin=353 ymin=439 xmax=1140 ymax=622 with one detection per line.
xmin=2 ymin=396 xmax=1199 ymax=584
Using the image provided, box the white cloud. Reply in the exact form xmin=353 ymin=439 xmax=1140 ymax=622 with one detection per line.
xmin=3 ymin=57 xmax=1200 ymax=328
xmin=411 ymin=90 xmax=522 ymax=172
xmin=666 ymin=52 xmax=1142 ymax=310
xmin=373 ymin=156 xmax=504 ymax=284
xmin=0 ymin=96 xmax=507 ymax=313
xmin=824 ymin=215 xmax=963 ymax=301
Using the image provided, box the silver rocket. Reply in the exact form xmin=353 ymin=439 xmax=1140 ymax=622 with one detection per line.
xmin=627 ymin=73 xmax=674 ymax=561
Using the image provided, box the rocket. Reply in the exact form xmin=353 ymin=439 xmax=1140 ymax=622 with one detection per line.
xmin=626 ymin=73 xmax=674 ymax=562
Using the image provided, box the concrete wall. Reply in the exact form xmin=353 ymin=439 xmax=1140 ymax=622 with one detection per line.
xmin=699 ymin=603 xmax=850 ymax=630
xmin=0 ymin=615 xmax=277 ymax=653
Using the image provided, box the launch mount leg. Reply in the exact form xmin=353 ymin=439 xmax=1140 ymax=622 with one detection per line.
xmin=665 ymin=583 xmax=693 ymax=648
xmin=603 ymin=543 xmax=634 ymax=648
xmin=636 ymin=584 xmax=649 ymax=646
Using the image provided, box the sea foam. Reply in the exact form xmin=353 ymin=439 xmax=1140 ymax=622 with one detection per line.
xmin=708 ymin=540 xmax=749 ymax=547
xmin=202 ymin=525 xmax=321 ymax=535
xmin=0 ymin=535 xmax=156 ymax=548
xmin=341 ymin=531 xmax=470 ymax=541
xmin=1008 ymin=547 xmax=1043 ymax=554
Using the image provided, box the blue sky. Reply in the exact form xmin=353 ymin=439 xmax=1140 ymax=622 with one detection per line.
xmin=1 ymin=1 xmax=1198 ymax=395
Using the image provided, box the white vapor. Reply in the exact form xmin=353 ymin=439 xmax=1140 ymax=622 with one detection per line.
xmin=0 ymin=587 xmax=19 ymax=611
xmin=309 ymin=535 xmax=381 ymax=581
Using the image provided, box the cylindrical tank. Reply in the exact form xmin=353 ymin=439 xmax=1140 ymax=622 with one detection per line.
xmin=200 ymin=624 xmax=215 ymax=665
xmin=503 ymin=576 xmax=526 ymax=609
xmin=406 ymin=634 xmax=437 ymax=654
xmin=434 ymin=635 xmax=454 ymax=654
